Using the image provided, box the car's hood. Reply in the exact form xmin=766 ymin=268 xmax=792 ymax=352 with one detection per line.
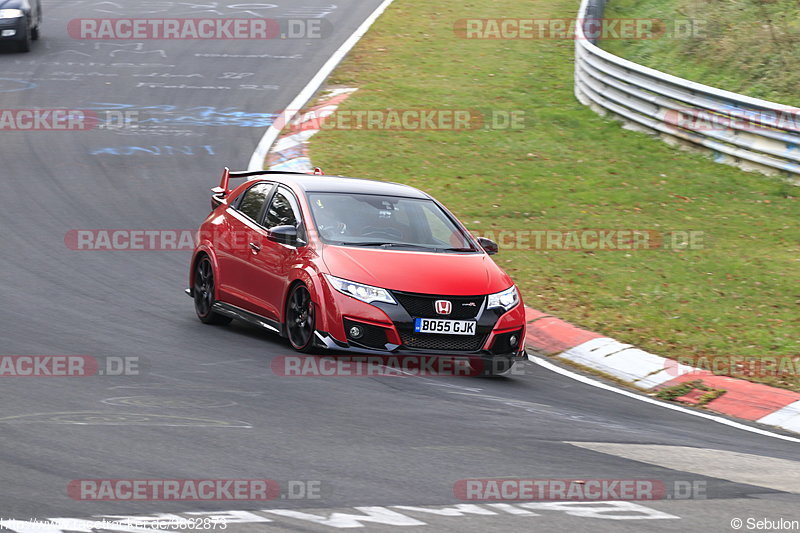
xmin=0 ymin=0 xmax=24 ymax=9
xmin=321 ymin=245 xmax=513 ymax=295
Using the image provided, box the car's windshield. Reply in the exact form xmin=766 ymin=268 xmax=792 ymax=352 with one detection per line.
xmin=307 ymin=192 xmax=477 ymax=252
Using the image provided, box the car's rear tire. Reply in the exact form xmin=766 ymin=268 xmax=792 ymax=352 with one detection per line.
xmin=194 ymin=256 xmax=232 ymax=325
xmin=286 ymin=284 xmax=316 ymax=353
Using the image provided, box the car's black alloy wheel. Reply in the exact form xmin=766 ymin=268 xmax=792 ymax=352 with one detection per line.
xmin=287 ymin=284 xmax=316 ymax=352
xmin=194 ymin=257 xmax=232 ymax=325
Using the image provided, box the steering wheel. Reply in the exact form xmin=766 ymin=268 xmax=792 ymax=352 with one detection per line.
xmin=318 ymin=222 xmax=347 ymax=240
xmin=360 ymin=226 xmax=403 ymax=240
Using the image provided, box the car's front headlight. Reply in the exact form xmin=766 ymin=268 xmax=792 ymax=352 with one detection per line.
xmin=325 ymin=275 xmax=397 ymax=305
xmin=487 ymin=285 xmax=519 ymax=311
xmin=0 ymin=9 xmax=24 ymax=19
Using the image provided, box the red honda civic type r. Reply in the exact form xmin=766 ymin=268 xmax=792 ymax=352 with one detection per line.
xmin=188 ymin=168 xmax=527 ymax=376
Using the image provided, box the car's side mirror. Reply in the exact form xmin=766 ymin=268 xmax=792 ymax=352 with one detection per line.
xmin=477 ymin=237 xmax=499 ymax=255
xmin=268 ymin=225 xmax=298 ymax=245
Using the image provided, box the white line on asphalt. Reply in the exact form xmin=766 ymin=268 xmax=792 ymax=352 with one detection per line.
xmin=529 ymin=355 xmax=800 ymax=443
xmin=0 ymin=503 xmax=677 ymax=533
xmin=247 ymin=0 xmax=398 ymax=171
xmin=565 ymin=442 xmax=800 ymax=493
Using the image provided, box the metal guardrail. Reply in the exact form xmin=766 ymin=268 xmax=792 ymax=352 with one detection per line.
xmin=574 ymin=0 xmax=800 ymax=179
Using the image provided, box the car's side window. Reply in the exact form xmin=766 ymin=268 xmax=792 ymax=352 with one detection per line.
xmin=265 ymin=188 xmax=306 ymax=243
xmin=237 ymin=183 xmax=273 ymax=223
xmin=265 ymin=188 xmax=299 ymax=228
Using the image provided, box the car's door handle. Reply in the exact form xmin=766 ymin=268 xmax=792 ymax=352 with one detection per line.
xmin=249 ymin=242 xmax=261 ymax=254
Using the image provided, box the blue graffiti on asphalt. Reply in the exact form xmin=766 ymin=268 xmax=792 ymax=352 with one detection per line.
xmin=90 ymin=145 xmax=216 ymax=156
xmin=83 ymin=103 xmax=275 ymax=127
xmin=0 ymin=78 xmax=38 ymax=93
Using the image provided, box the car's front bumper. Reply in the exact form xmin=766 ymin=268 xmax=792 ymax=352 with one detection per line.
xmin=0 ymin=17 xmax=25 ymax=40
xmin=315 ymin=286 xmax=527 ymax=374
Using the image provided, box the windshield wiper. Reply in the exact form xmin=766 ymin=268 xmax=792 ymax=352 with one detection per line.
xmin=336 ymin=242 xmax=475 ymax=252
xmin=344 ymin=242 xmax=437 ymax=250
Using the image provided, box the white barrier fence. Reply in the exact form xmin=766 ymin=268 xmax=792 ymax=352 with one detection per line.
xmin=574 ymin=0 xmax=800 ymax=180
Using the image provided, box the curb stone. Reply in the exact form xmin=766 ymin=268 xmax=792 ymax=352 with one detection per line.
xmin=523 ymin=307 xmax=800 ymax=434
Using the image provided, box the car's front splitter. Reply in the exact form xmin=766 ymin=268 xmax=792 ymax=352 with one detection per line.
xmin=312 ymin=329 xmax=526 ymax=375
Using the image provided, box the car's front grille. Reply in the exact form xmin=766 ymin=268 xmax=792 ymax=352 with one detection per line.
xmin=393 ymin=292 xmax=484 ymax=319
xmin=400 ymin=332 xmax=487 ymax=352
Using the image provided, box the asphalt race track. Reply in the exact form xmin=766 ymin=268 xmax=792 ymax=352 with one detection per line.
xmin=0 ymin=1 xmax=797 ymax=531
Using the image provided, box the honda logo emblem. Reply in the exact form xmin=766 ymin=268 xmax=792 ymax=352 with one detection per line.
xmin=435 ymin=300 xmax=452 ymax=315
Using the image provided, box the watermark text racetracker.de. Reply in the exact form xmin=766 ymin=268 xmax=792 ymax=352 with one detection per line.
xmin=665 ymin=107 xmax=800 ymax=132
xmin=0 ymin=110 xmax=97 ymax=131
xmin=0 ymin=109 xmax=201 ymax=132
xmin=454 ymin=18 xmax=709 ymax=40
xmin=66 ymin=229 xmax=199 ymax=251
xmin=273 ymin=108 xmax=526 ymax=132
xmin=68 ymin=18 xmax=330 ymax=40
xmin=455 ymin=478 xmax=708 ymax=501
xmin=0 ymin=356 xmax=141 ymax=377
xmin=665 ymin=355 xmax=800 ymax=379
xmin=470 ymin=229 xmax=707 ymax=251
xmin=68 ymin=479 xmax=325 ymax=501
xmin=271 ymin=355 xmax=526 ymax=378
xmin=63 ymin=229 xmax=319 ymax=251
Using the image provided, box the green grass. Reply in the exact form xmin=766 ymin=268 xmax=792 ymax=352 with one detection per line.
xmin=307 ymin=0 xmax=800 ymax=390
xmin=602 ymin=0 xmax=800 ymax=105
xmin=654 ymin=381 xmax=726 ymax=406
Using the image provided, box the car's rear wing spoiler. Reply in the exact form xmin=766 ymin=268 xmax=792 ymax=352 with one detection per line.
xmin=211 ymin=167 xmax=324 ymax=208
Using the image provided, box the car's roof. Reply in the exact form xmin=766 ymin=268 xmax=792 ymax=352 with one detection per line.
xmin=258 ymin=173 xmax=431 ymax=200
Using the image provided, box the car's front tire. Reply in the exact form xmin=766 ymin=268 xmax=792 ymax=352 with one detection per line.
xmin=16 ymin=19 xmax=31 ymax=52
xmin=193 ymin=256 xmax=232 ymax=325
xmin=286 ymin=283 xmax=316 ymax=353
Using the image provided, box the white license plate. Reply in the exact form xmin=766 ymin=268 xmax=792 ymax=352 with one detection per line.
xmin=414 ymin=318 xmax=476 ymax=335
